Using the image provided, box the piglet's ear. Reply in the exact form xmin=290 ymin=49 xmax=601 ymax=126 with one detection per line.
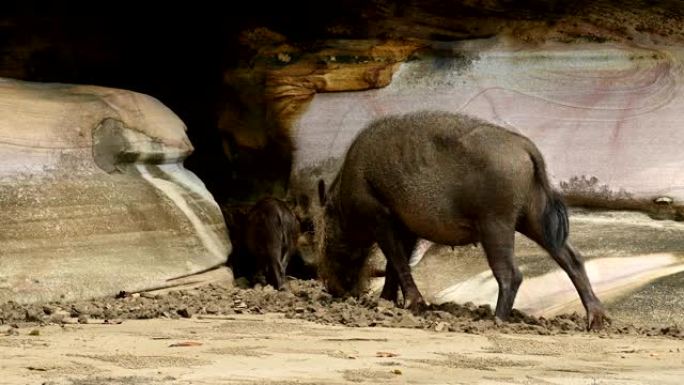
xmin=317 ymin=179 xmax=327 ymax=206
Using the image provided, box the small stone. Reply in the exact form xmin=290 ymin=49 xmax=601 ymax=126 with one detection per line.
xmin=49 ymin=310 xmax=69 ymax=324
xmin=250 ymin=306 xmax=263 ymax=314
xmin=435 ymin=321 xmax=449 ymax=332
xmin=28 ymin=329 xmax=40 ymax=336
xmin=25 ymin=309 xmax=43 ymax=322
xmin=78 ymin=314 xmax=89 ymax=324
xmin=316 ymin=292 xmax=332 ymax=302
xmin=339 ymin=310 xmax=353 ymax=324
xmin=558 ymin=319 xmax=575 ymax=331
xmin=431 ymin=310 xmax=451 ymax=319
xmin=396 ymin=314 xmax=420 ymax=328
xmin=42 ymin=305 xmax=56 ymax=315
xmin=69 ymin=306 xmax=84 ymax=317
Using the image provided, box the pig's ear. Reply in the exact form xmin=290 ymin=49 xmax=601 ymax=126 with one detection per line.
xmin=317 ymin=179 xmax=327 ymax=206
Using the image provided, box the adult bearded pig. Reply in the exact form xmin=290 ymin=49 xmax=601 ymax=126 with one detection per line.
xmin=317 ymin=111 xmax=609 ymax=331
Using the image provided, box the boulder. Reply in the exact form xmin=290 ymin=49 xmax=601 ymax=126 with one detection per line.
xmin=0 ymin=78 xmax=230 ymax=304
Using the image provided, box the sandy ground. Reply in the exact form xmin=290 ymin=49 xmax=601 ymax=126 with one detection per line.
xmin=1 ymin=314 xmax=683 ymax=385
xmin=0 ymin=277 xmax=682 ymax=385
xmin=1 ymin=209 xmax=682 ymax=384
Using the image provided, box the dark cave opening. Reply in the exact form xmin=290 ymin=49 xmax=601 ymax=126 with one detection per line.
xmin=0 ymin=1 xmax=363 ymax=204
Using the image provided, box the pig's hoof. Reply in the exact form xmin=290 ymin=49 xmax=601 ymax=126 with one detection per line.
xmin=587 ymin=308 xmax=611 ymax=331
xmin=379 ymin=290 xmax=399 ymax=304
xmin=404 ymin=297 xmax=427 ymax=313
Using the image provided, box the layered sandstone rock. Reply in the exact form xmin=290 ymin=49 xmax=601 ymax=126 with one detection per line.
xmin=291 ymin=39 xmax=684 ymax=219
xmin=217 ymin=38 xmax=423 ymax=200
xmin=0 ymin=79 xmax=229 ymax=304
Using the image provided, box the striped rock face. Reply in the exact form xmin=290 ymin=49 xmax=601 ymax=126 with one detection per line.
xmin=0 ymin=79 xmax=229 ymax=304
xmin=293 ymin=40 xmax=684 ymax=215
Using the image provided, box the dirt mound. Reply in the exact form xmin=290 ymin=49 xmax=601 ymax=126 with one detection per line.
xmin=1 ymin=280 xmax=681 ymax=338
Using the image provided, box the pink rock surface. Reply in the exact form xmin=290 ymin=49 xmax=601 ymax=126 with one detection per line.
xmin=293 ymin=40 xmax=684 ymax=206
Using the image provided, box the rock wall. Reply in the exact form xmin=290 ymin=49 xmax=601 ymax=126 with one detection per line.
xmin=3 ymin=1 xmax=684 ymax=204
xmin=291 ymin=39 xmax=684 ymax=219
xmin=0 ymin=79 xmax=229 ymax=304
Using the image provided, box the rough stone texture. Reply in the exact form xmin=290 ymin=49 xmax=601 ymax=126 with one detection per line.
xmin=0 ymin=78 xmax=230 ymax=304
xmin=263 ymin=40 xmax=423 ymax=124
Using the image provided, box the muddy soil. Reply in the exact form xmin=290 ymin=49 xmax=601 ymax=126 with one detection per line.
xmin=2 ymin=278 xmax=681 ymax=339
